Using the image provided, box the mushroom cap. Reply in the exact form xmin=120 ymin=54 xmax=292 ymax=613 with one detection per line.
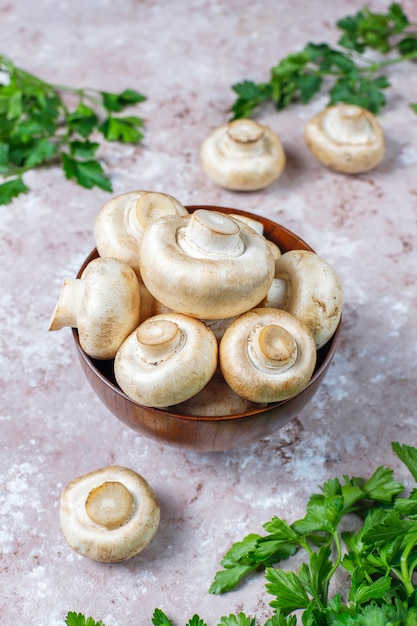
xmin=49 ymin=257 xmax=141 ymax=360
xmin=59 ymin=465 xmax=160 ymax=562
xmin=273 ymin=250 xmax=343 ymax=349
xmin=304 ymin=104 xmax=385 ymax=174
xmin=94 ymin=190 xmax=188 ymax=275
xmin=219 ymin=308 xmax=317 ymax=403
xmin=114 ymin=313 xmax=218 ymax=408
xmin=171 ymin=368 xmax=266 ymax=416
xmin=200 ymin=118 xmax=286 ymax=190
xmin=138 ymin=209 xmax=275 ymax=320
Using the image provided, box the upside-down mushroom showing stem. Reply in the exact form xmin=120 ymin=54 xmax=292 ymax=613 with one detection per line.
xmin=59 ymin=466 xmax=160 ymax=562
xmin=304 ymin=103 xmax=385 ymax=174
xmin=200 ymin=118 xmax=286 ymax=190
xmin=219 ymin=308 xmax=317 ymax=403
xmin=114 ymin=313 xmax=218 ymax=408
xmin=138 ymin=209 xmax=275 ymax=320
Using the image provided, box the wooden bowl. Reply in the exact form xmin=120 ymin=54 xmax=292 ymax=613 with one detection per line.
xmin=72 ymin=206 xmax=341 ymax=452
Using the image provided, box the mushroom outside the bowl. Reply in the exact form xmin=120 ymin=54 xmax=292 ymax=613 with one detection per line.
xmin=59 ymin=466 xmax=160 ymax=562
xmin=200 ymin=118 xmax=286 ymax=190
xmin=304 ymin=103 xmax=385 ymax=174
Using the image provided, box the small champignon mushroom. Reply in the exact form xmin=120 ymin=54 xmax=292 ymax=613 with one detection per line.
xmin=49 ymin=257 xmax=141 ymax=359
xmin=59 ymin=465 xmax=160 ymax=562
xmin=114 ymin=313 xmax=218 ymax=408
xmin=171 ymin=368 xmax=266 ymax=416
xmin=219 ymin=308 xmax=317 ymax=403
xmin=139 ymin=209 xmax=275 ymax=320
xmin=200 ymin=118 xmax=286 ymax=190
xmin=304 ymin=103 xmax=385 ymax=174
xmin=271 ymin=250 xmax=343 ymax=349
xmin=94 ymin=190 xmax=188 ymax=276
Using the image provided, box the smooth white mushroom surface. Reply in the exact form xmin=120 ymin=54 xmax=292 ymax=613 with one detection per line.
xmin=200 ymin=118 xmax=286 ymax=190
xmin=271 ymin=250 xmax=343 ymax=349
xmin=49 ymin=257 xmax=141 ymax=360
xmin=114 ymin=313 xmax=218 ymax=408
xmin=59 ymin=466 xmax=160 ymax=562
xmin=171 ymin=368 xmax=266 ymax=416
xmin=94 ymin=190 xmax=188 ymax=276
xmin=304 ymin=103 xmax=385 ymax=174
xmin=219 ymin=308 xmax=317 ymax=403
xmin=139 ymin=209 xmax=275 ymax=320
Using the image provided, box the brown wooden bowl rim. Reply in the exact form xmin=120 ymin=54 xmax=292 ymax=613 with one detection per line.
xmin=72 ymin=205 xmax=341 ymax=422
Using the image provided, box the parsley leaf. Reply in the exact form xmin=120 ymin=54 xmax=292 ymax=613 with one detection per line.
xmin=229 ymin=2 xmax=417 ymax=119
xmin=0 ymin=54 xmax=146 ymax=204
xmin=65 ymin=612 xmax=106 ymax=626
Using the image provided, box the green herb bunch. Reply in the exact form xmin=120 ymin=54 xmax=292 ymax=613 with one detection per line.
xmin=231 ymin=2 xmax=417 ymax=120
xmin=67 ymin=441 xmax=417 ymax=625
xmin=0 ymin=54 xmax=146 ymax=204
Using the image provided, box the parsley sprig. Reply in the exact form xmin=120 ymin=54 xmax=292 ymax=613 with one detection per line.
xmin=0 ymin=54 xmax=146 ymax=204
xmin=230 ymin=3 xmax=417 ymax=119
xmin=67 ymin=441 xmax=417 ymax=625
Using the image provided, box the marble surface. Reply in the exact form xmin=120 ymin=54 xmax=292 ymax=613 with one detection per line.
xmin=1 ymin=1 xmax=417 ymax=624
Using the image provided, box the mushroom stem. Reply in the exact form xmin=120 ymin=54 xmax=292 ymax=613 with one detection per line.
xmin=223 ymin=119 xmax=266 ymax=156
xmin=49 ymin=279 xmax=85 ymax=330
xmin=136 ymin=319 xmax=184 ymax=362
xmin=177 ymin=209 xmax=244 ymax=258
xmin=85 ymin=481 xmax=134 ymax=530
xmin=248 ymin=324 xmax=298 ymax=372
xmin=322 ymin=105 xmax=373 ymax=144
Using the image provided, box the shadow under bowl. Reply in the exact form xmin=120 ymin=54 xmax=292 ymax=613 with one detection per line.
xmin=72 ymin=205 xmax=341 ymax=452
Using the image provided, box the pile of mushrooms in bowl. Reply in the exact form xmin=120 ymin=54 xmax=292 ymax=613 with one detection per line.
xmin=49 ymin=191 xmax=343 ymax=452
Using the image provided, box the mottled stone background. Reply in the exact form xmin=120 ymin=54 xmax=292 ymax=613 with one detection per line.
xmin=1 ymin=1 xmax=417 ymax=624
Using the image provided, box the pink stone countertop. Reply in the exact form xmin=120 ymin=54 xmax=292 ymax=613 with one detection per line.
xmin=1 ymin=1 xmax=417 ymax=624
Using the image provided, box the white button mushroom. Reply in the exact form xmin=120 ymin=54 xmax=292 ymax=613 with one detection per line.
xmin=200 ymin=118 xmax=286 ymax=190
xmin=304 ymin=103 xmax=385 ymax=174
xmin=59 ymin=465 xmax=160 ymax=562
xmin=171 ymin=368 xmax=266 ymax=416
xmin=49 ymin=257 xmax=141 ymax=360
xmin=270 ymin=250 xmax=343 ymax=349
xmin=114 ymin=313 xmax=218 ymax=408
xmin=93 ymin=190 xmax=189 ymax=276
xmin=138 ymin=209 xmax=276 ymax=320
xmin=219 ymin=308 xmax=317 ymax=403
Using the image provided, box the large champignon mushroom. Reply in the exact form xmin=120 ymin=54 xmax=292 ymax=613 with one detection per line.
xmin=269 ymin=250 xmax=343 ymax=349
xmin=49 ymin=257 xmax=141 ymax=359
xmin=304 ymin=103 xmax=385 ymax=174
xmin=59 ymin=466 xmax=160 ymax=562
xmin=219 ymin=308 xmax=317 ymax=403
xmin=200 ymin=118 xmax=286 ymax=190
xmin=114 ymin=313 xmax=218 ymax=408
xmin=94 ymin=190 xmax=188 ymax=276
xmin=139 ymin=209 xmax=275 ymax=320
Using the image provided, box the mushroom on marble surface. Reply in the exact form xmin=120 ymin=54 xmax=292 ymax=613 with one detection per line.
xmin=219 ymin=308 xmax=317 ymax=403
xmin=138 ymin=209 xmax=275 ymax=320
xmin=49 ymin=257 xmax=140 ymax=359
xmin=200 ymin=118 xmax=286 ymax=190
xmin=304 ymin=103 xmax=385 ymax=174
xmin=114 ymin=313 xmax=218 ymax=408
xmin=94 ymin=190 xmax=188 ymax=276
xmin=59 ymin=466 xmax=160 ymax=562
xmin=270 ymin=250 xmax=343 ymax=349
